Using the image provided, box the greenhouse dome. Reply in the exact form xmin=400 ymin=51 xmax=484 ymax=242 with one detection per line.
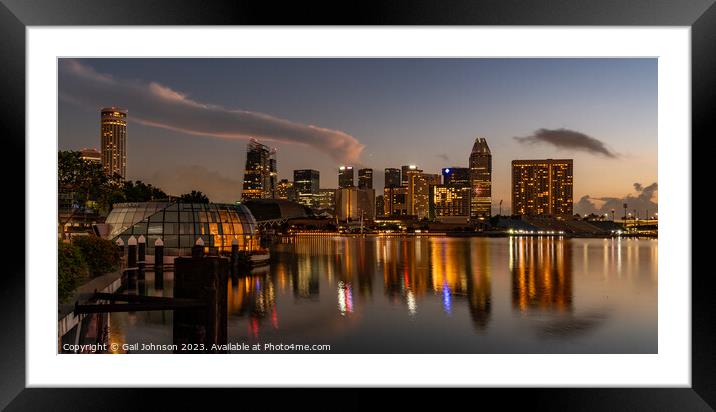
xmin=104 ymin=202 xmax=260 ymax=256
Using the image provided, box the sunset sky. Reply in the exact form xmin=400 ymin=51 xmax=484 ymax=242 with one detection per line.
xmin=58 ymin=58 xmax=658 ymax=215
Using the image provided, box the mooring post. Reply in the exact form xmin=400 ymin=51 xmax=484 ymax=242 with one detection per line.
xmin=115 ymin=238 xmax=125 ymax=263
xmin=154 ymin=237 xmax=164 ymax=290
xmin=230 ymin=238 xmax=239 ymax=274
xmin=192 ymin=237 xmax=205 ymax=258
xmin=137 ymin=235 xmax=146 ymax=281
xmin=127 ymin=235 xmax=137 ymax=289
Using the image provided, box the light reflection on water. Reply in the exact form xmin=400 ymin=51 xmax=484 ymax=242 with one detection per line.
xmin=108 ymin=236 xmax=657 ymax=353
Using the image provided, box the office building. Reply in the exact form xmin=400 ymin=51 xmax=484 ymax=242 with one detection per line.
xmin=384 ymin=168 xmax=401 ymax=188
xmin=241 ymin=139 xmax=277 ymax=200
xmin=276 ymin=179 xmax=295 ymax=201
xmin=441 ymin=167 xmax=470 ymax=186
xmin=469 ymin=137 xmax=492 ymax=219
xmin=338 ymin=166 xmax=355 ymax=188
xmin=336 ymin=187 xmax=375 ymax=221
xmin=511 ymin=159 xmax=574 ymax=216
xmin=293 ymin=169 xmax=320 ymax=207
xmin=358 ymin=168 xmax=373 ymax=189
xmin=383 ymin=186 xmax=408 ymax=216
xmin=407 ymin=169 xmax=440 ymax=219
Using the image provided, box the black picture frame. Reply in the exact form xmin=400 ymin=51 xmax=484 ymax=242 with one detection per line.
xmin=1 ymin=0 xmax=710 ymax=410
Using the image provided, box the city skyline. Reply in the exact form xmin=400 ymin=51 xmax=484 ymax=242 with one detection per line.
xmin=58 ymin=58 xmax=657 ymax=215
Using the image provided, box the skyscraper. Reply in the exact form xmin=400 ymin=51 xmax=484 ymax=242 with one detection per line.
xmin=276 ymin=179 xmax=295 ymax=201
xmin=432 ymin=167 xmax=471 ymax=223
xmin=338 ymin=166 xmax=354 ymax=188
xmin=293 ymin=169 xmax=320 ymax=207
xmin=401 ymin=165 xmax=416 ymax=187
xmin=469 ymin=137 xmax=492 ymax=220
xmin=336 ymin=187 xmax=375 ymax=221
xmin=100 ymin=107 xmax=127 ymax=178
xmin=511 ymin=159 xmax=574 ymax=216
xmin=384 ymin=168 xmax=401 ymax=188
xmin=441 ymin=167 xmax=470 ymax=186
xmin=241 ymin=139 xmax=277 ymax=200
xmin=406 ymin=167 xmax=440 ymax=219
xmin=358 ymin=168 xmax=373 ymax=189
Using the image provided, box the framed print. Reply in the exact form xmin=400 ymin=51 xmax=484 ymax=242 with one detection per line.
xmin=2 ymin=0 xmax=712 ymax=410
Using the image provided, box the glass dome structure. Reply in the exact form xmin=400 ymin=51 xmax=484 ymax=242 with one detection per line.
xmin=105 ymin=202 xmax=260 ymax=256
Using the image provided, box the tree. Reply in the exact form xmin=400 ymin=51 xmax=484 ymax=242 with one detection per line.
xmin=58 ymin=151 xmax=108 ymax=206
xmin=179 ymin=190 xmax=209 ymax=203
xmin=123 ymin=180 xmax=167 ymax=202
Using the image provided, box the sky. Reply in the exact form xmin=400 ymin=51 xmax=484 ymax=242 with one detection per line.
xmin=58 ymin=58 xmax=658 ymax=215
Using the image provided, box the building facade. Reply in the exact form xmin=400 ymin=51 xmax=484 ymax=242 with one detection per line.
xmin=442 ymin=167 xmax=470 ymax=186
xmin=336 ymin=187 xmax=375 ymax=221
xmin=358 ymin=168 xmax=373 ymax=189
xmin=100 ymin=107 xmax=127 ymax=178
xmin=338 ymin=166 xmax=355 ymax=188
xmin=469 ymin=137 xmax=492 ymax=220
xmin=383 ymin=186 xmax=408 ymax=216
xmin=241 ymin=139 xmax=277 ymax=200
xmin=293 ymin=169 xmax=320 ymax=208
xmin=316 ymin=189 xmax=336 ymax=216
xmin=384 ymin=168 xmax=401 ymax=188
xmin=431 ymin=184 xmax=471 ymax=223
xmin=511 ymin=159 xmax=574 ymax=216
xmin=407 ymin=170 xmax=440 ymax=219
xmin=275 ymin=179 xmax=295 ymax=201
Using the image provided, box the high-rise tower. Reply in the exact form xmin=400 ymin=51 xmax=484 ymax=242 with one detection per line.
xmin=100 ymin=107 xmax=127 ymax=178
xmin=469 ymin=137 xmax=492 ymax=219
xmin=242 ymin=138 xmax=277 ymax=200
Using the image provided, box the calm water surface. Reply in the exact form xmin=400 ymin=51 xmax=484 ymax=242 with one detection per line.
xmin=109 ymin=236 xmax=657 ymax=353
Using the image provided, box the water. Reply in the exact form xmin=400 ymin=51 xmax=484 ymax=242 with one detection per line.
xmin=108 ymin=236 xmax=657 ymax=353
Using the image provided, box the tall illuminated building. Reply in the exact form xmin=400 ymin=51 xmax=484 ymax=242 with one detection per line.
xmin=276 ymin=179 xmax=295 ymax=201
xmin=338 ymin=166 xmax=354 ymax=188
xmin=431 ymin=185 xmax=471 ymax=223
xmin=511 ymin=159 xmax=574 ymax=216
xmin=442 ymin=167 xmax=470 ymax=186
xmin=358 ymin=168 xmax=373 ymax=189
xmin=241 ymin=139 xmax=277 ymax=200
xmin=293 ymin=169 xmax=320 ymax=207
xmin=383 ymin=186 xmax=408 ymax=216
xmin=316 ymin=189 xmax=336 ymax=215
xmin=406 ymin=167 xmax=440 ymax=219
xmin=384 ymin=168 xmax=401 ymax=188
xmin=469 ymin=137 xmax=492 ymax=220
xmin=401 ymin=165 xmax=415 ymax=187
xmin=336 ymin=187 xmax=375 ymax=221
xmin=100 ymin=107 xmax=127 ymax=178
xmin=375 ymin=194 xmax=385 ymax=217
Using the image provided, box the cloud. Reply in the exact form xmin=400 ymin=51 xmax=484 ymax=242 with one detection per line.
xmin=436 ymin=153 xmax=449 ymax=161
xmin=149 ymin=165 xmax=242 ymax=204
xmin=575 ymin=182 xmax=658 ymax=217
xmin=59 ymin=59 xmax=365 ymax=164
xmin=514 ymin=128 xmax=617 ymax=158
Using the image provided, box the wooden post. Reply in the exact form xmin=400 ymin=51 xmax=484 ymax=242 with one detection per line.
xmin=154 ymin=237 xmax=164 ymax=290
xmin=127 ymin=235 xmax=137 ymax=289
xmin=191 ymin=237 xmax=205 ymax=258
xmin=115 ymin=238 xmax=125 ymax=262
xmin=230 ymin=238 xmax=239 ymax=276
xmin=137 ymin=235 xmax=146 ymax=281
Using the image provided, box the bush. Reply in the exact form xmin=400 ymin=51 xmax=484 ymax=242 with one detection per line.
xmin=73 ymin=235 xmax=120 ymax=278
xmin=58 ymin=242 xmax=88 ymax=304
